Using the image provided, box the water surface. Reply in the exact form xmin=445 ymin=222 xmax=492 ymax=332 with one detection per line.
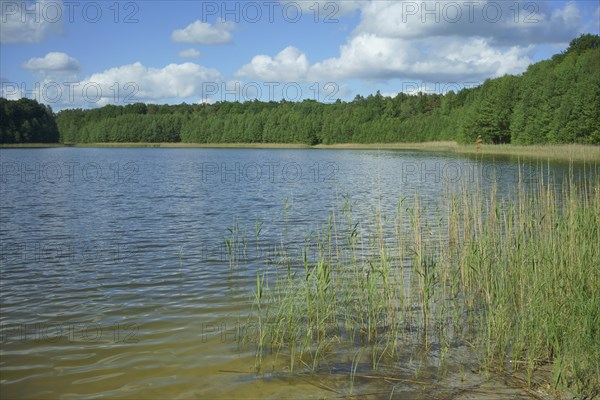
xmin=0 ymin=148 xmax=588 ymax=399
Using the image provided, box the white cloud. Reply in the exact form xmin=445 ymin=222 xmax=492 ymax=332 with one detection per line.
xmin=22 ymin=52 xmax=80 ymax=72
xmin=171 ymin=19 xmax=234 ymax=44
xmin=198 ymin=97 xmax=217 ymax=105
xmin=0 ymin=79 xmax=25 ymax=100
xmin=0 ymin=0 xmax=62 ymax=43
xmin=4 ymin=62 xmax=224 ymax=108
xmin=309 ymin=35 xmax=415 ymax=81
xmin=353 ymin=1 xmax=581 ymax=46
xmin=179 ymin=48 xmax=202 ymax=58
xmin=237 ymin=0 xmax=587 ymax=84
xmin=236 ymin=35 xmax=531 ymax=84
xmin=81 ymin=62 xmax=223 ymax=104
xmin=236 ymin=46 xmax=310 ymax=81
xmin=381 ymin=91 xmax=399 ymax=98
xmin=438 ymin=38 xmax=533 ymax=78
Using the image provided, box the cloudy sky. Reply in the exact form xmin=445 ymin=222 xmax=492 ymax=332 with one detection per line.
xmin=1 ymin=0 xmax=598 ymax=109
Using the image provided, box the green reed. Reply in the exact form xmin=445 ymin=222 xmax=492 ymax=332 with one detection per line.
xmin=243 ymin=164 xmax=599 ymax=398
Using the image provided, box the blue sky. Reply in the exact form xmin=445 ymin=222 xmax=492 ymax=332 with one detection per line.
xmin=1 ymin=0 xmax=599 ymax=109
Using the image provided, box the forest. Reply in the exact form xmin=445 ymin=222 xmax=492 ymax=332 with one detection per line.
xmin=0 ymin=98 xmax=59 ymax=143
xmin=1 ymin=34 xmax=599 ymax=145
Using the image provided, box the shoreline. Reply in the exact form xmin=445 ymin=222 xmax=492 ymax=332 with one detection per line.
xmin=1 ymin=141 xmax=599 ymax=162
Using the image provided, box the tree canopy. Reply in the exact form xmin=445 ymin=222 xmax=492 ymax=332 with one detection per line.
xmin=0 ymin=98 xmax=59 ymax=143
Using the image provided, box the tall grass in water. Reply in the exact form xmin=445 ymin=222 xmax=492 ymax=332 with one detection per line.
xmin=245 ymin=165 xmax=599 ymax=398
xmin=468 ymin=168 xmax=600 ymax=397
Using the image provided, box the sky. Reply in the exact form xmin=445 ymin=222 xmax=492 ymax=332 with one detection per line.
xmin=1 ymin=0 xmax=599 ymax=109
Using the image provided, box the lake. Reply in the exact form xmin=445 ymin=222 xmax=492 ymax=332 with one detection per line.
xmin=0 ymin=148 xmax=593 ymax=399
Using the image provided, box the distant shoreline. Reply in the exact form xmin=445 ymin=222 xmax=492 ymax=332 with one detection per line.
xmin=1 ymin=141 xmax=599 ymax=162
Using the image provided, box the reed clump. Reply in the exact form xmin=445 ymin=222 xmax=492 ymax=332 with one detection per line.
xmin=244 ymin=165 xmax=599 ymax=398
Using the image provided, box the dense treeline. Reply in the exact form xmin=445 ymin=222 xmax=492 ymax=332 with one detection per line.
xmin=0 ymin=98 xmax=59 ymax=143
xmin=2 ymin=35 xmax=599 ymax=145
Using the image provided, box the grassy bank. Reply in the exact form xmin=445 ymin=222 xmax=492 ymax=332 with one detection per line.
xmin=240 ymin=166 xmax=599 ymax=398
xmin=2 ymin=142 xmax=598 ymax=162
xmin=0 ymin=143 xmax=67 ymax=148
xmin=314 ymin=142 xmax=600 ymax=162
xmin=0 ymin=142 xmax=313 ymax=149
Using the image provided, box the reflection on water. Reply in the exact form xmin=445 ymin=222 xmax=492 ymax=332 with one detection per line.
xmin=0 ymin=148 xmax=593 ymax=399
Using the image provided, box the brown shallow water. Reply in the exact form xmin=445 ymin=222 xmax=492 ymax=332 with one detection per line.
xmin=1 ymin=332 xmax=548 ymax=399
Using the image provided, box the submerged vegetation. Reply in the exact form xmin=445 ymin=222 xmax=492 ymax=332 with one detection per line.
xmin=1 ymin=34 xmax=599 ymax=146
xmin=228 ymin=165 xmax=599 ymax=398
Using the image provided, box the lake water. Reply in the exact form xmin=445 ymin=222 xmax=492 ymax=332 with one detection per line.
xmin=0 ymin=148 xmax=589 ymax=399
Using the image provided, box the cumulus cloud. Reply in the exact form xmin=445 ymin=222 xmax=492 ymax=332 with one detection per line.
xmin=0 ymin=0 xmax=62 ymax=43
xmin=236 ymin=46 xmax=310 ymax=81
xmin=236 ymin=36 xmax=531 ymax=83
xmin=22 ymin=52 xmax=80 ymax=72
xmin=354 ymin=0 xmax=581 ymax=46
xmin=309 ymin=35 xmax=415 ymax=81
xmin=5 ymin=62 xmax=224 ymax=108
xmin=80 ymin=62 xmax=223 ymax=104
xmin=0 ymin=78 xmax=25 ymax=100
xmin=171 ymin=19 xmax=234 ymax=44
xmin=179 ymin=48 xmax=202 ymax=58
xmin=236 ymin=0 xmax=585 ymax=84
